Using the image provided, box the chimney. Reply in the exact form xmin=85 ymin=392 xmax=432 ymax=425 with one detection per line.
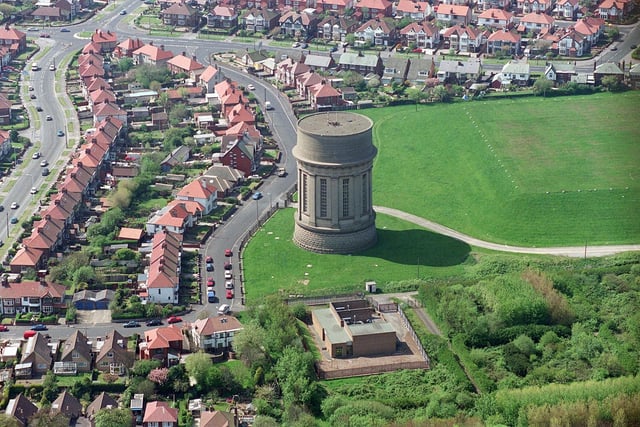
xmin=40 ymin=277 xmax=47 ymax=287
xmin=182 ymin=51 xmax=186 ymax=57
xmin=55 ymin=199 xmax=60 ymax=206
xmin=77 ymin=161 xmax=83 ymax=169
xmin=1 ymin=275 xmax=8 ymax=287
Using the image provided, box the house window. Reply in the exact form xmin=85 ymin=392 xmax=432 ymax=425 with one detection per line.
xmin=319 ymin=178 xmax=327 ymax=217
xmin=107 ymin=352 xmax=114 ymax=358
xmin=302 ymin=174 xmax=308 ymax=213
xmin=158 ymin=289 xmax=161 ymax=295
xmin=342 ymin=178 xmax=350 ymax=217
xmin=42 ymin=306 xmax=53 ymax=314
xmin=362 ymin=174 xmax=368 ymax=215
xmin=72 ymin=351 xmax=79 ymax=359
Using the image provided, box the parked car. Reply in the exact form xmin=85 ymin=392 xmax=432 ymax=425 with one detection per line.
xmin=225 ymin=280 xmax=234 ymax=289
xmin=49 ymin=64 xmax=56 ymax=71
xmin=208 ymin=290 xmax=216 ymax=303
xmin=226 ymin=289 xmax=234 ymax=299
xmin=10 ymin=202 xmax=18 ymax=209
xmin=123 ymin=321 xmax=140 ymax=328
xmin=29 ymin=94 xmax=36 ymax=99
xmin=0 ymin=205 xmax=3 ymax=212
xmin=41 ymin=168 xmax=50 ymax=176
xmin=206 ymin=262 xmax=214 ymax=272
xmin=224 ymin=270 xmax=232 ymax=279
xmin=40 ymin=159 xmax=48 ymax=167
xmin=30 ymin=187 xmax=37 ymax=194
xmin=292 ymin=42 xmax=300 ymax=48
xmin=146 ymin=319 xmax=162 ymax=326
xmin=167 ymin=316 xmax=182 ymax=324
xmin=247 ymin=84 xmax=255 ymax=90
xmin=36 ymin=106 xmax=43 ymax=111
xmin=23 ymin=330 xmax=37 ymax=339
xmin=0 ymin=239 xmax=3 ymax=246
xmin=32 ymin=152 xmax=40 ymax=159
xmin=224 ymin=249 xmax=232 ymax=257
xmin=0 ymin=325 xmax=8 ymax=332
xmin=224 ymin=262 xmax=232 ymax=270
xmin=205 ymin=256 xmax=213 ymax=263
xmin=120 ymin=9 xmax=127 ymax=14
xmin=252 ymin=191 xmax=263 ymax=200
xmin=207 ymin=277 xmax=215 ymax=287
xmin=10 ymin=217 xmax=18 ymax=224
xmin=31 ymin=324 xmax=48 ymax=331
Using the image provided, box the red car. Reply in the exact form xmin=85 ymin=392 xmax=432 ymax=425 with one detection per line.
xmin=206 ymin=277 xmax=215 ymax=287
xmin=205 ymin=256 xmax=213 ymax=263
xmin=167 ymin=316 xmax=182 ymax=324
xmin=224 ymin=249 xmax=232 ymax=257
xmin=0 ymin=325 xmax=8 ymax=332
xmin=224 ymin=262 xmax=232 ymax=270
xmin=226 ymin=289 xmax=234 ymax=299
xmin=23 ymin=330 xmax=37 ymax=339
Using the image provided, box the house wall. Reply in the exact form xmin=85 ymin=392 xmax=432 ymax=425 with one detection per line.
xmin=351 ymin=331 xmax=396 ymax=357
xmin=147 ymin=287 xmax=177 ymax=304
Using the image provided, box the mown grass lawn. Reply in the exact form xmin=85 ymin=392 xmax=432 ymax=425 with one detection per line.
xmin=243 ymin=209 xmax=472 ymax=300
xmin=363 ymin=92 xmax=640 ymax=246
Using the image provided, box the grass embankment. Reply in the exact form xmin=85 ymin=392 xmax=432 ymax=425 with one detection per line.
xmin=363 ymin=92 xmax=640 ymax=246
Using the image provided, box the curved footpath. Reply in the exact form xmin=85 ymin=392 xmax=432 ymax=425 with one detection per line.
xmin=374 ymin=206 xmax=640 ymax=258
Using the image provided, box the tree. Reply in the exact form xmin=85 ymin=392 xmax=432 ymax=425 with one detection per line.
xmin=41 ymin=371 xmax=58 ymax=404
xmin=185 ymin=351 xmax=213 ymax=390
xmin=73 ymin=266 xmax=97 ymax=287
xmin=533 ymin=78 xmax=554 ymax=96
xmin=233 ymin=323 xmax=268 ymax=367
xmin=601 ymin=75 xmax=625 ymax=92
xmin=148 ymin=367 xmax=169 ymax=385
xmin=341 ymin=71 xmax=364 ymax=88
xmin=168 ymin=103 xmax=189 ymax=126
xmin=117 ymin=57 xmax=134 ymax=73
xmin=131 ymin=359 xmax=162 ymax=378
xmin=27 ymin=409 xmax=69 ymax=427
xmin=274 ymin=346 xmax=317 ymax=407
xmin=94 ymin=408 xmax=133 ymax=427
xmin=0 ymin=414 xmax=21 ymax=427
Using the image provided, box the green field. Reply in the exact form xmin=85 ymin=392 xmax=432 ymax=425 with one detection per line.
xmin=244 ymin=209 xmax=473 ymax=299
xmin=364 ymin=92 xmax=640 ymax=246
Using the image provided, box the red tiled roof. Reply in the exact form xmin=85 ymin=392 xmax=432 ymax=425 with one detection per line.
xmin=0 ymin=280 xmax=65 ymax=299
xmin=143 ymin=402 xmax=178 ymax=423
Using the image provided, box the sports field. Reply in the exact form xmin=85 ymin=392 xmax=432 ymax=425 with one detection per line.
xmin=363 ymin=92 xmax=640 ymax=246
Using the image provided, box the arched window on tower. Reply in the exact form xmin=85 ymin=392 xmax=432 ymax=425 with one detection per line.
xmin=342 ymin=178 xmax=350 ymax=218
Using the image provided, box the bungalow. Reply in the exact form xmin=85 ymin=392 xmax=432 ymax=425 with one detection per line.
xmin=406 ymin=57 xmax=436 ymax=86
xmin=167 ymin=53 xmax=205 ymax=78
xmin=200 ymin=410 xmax=235 ymax=427
xmin=86 ymin=392 xmax=119 ymax=420
xmin=338 ymin=52 xmax=384 ymax=76
xmin=58 ymin=330 xmax=92 ymax=373
xmin=21 ymin=333 xmax=53 ymax=375
xmin=31 ymin=6 xmax=71 ymax=23
xmin=5 ymin=393 xmax=38 ymax=427
xmin=399 ymin=21 xmax=440 ymax=50
xmin=477 ymin=8 xmax=515 ymax=29
xmin=202 ymin=165 xmax=245 ymax=198
xmin=143 ymin=401 xmax=178 ymax=427
xmin=544 ymin=62 xmax=577 ymax=84
xmin=161 ymin=145 xmax=191 ymax=172
xmin=303 ymin=54 xmax=335 ymax=72
xmin=496 ymin=60 xmax=531 ymax=86
xmin=8 ymin=247 xmax=45 ymax=273
xmin=95 ymin=330 xmax=134 ymax=375
xmin=176 ymin=177 xmax=218 ymax=214
xmin=437 ymin=58 xmax=483 ymax=83
xmin=382 ymin=57 xmax=410 ymax=85
xmin=139 ymin=326 xmax=186 ymax=367
xmin=0 ymin=276 xmax=65 ymax=315
xmin=191 ymin=316 xmax=244 ymax=352
xmin=354 ymin=18 xmax=397 ymax=47
xmin=593 ymin=62 xmax=623 ymax=85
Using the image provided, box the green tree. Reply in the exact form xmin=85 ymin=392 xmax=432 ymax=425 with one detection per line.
xmin=135 ymin=64 xmax=171 ymax=88
xmin=117 ymin=57 xmax=134 ymax=73
xmin=231 ymin=322 xmax=268 ymax=367
xmin=601 ymin=75 xmax=624 ymax=92
xmin=168 ymin=103 xmax=189 ymax=127
xmin=41 ymin=371 xmax=58 ymax=404
xmin=131 ymin=359 xmax=162 ymax=378
xmin=94 ymin=408 xmax=133 ymax=427
xmin=73 ymin=266 xmax=97 ymax=287
xmin=274 ymin=346 xmax=317 ymax=407
xmin=185 ymin=351 xmax=213 ymax=390
xmin=27 ymin=409 xmax=69 ymax=427
xmin=533 ymin=78 xmax=554 ymax=96
xmin=113 ymin=248 xmax=139 ymax=261
xmin=0 ymin=414 xmax=21 ymax=427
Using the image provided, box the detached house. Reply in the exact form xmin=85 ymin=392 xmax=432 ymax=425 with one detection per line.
xmin=167 ymin=53 xmax=205 ymax=78
xmin=518 ymin=13 xmax=555 ymax=33
xmin=486 ymin=29 xmax=522 ymax=55
xmin=160 ymin=2 xmax=200 ymax=29
xmin=176 ymin=178 xmax=218 ymax=214
xmin=51 ymin=391 xmax=83 ymax=421
xmin=206 ymin=6 xmax=238 ymax=29
xmin=140 ymin=326 xmax=186 ymax=367
xmin=354 ymin=18 xmax=398 ymax=47
xmin=574 ymin=16 xmax=605 ymax=47
xmin=477 ymin=8 xmax=515 ymax=29
xmin=5 ymin=394 xmax=38 ymax=427
xmin=95 ymin=330 xmax=134 ymax=375
xmin=598 ymin=0 xmax=629 ymax=22
xmin=143 ymin=402 xmax=178 ymax=427
xmin=395 ymin=0 xmax=431 ymax=21
xmin=58 ymin=330 xmax=92 ymax=373
xmin=86 ymin=392 xmax=119 ymax=419
xmin=355 ymin=0 xmax=393 ymax=19
xmin=21 ymin=332 xmax=53 ymax=375
xmin=435 ymin=5 xmax=472 ymax=26
xmin=191 ymin=316 xmax=244 ymax=352
xmin=555 ymin=0 xmax=580 ymax=19
xmin=442 ymin=25 xmax=486 ymax=53
xmin=517 ymin=0 xmax=554 ymax=14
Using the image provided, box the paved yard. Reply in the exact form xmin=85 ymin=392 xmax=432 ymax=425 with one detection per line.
xmin=76 ymin=309 xmax=111 ymax=324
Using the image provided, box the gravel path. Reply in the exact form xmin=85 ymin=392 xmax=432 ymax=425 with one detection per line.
xmin=374 ymin=206 xmax=640 ymax=258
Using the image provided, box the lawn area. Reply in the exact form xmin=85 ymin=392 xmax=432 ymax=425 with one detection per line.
xmin=243 ymin=209 xmax=472 ymax=300
xmin=363 ymin=92 xmax=640 ymax=246
xmin=56 ymin=373 xmax=91 ymax=387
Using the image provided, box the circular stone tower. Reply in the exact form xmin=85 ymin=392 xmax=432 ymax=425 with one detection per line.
xmin=292 ymin=112 xmax=377 ymax=254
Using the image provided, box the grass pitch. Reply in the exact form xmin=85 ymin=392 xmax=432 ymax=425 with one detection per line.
xmin=364 ymin=92 xmax=640 ymax=246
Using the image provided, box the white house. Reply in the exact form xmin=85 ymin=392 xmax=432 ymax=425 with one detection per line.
xmin=191 ymin=316 xmax=244 ymax=352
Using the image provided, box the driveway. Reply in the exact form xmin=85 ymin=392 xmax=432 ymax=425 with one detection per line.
xmin=76 ymin=309 xmax=111 ymax=324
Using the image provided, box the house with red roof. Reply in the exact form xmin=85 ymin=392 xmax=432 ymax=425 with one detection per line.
xmin=133 ymin=42 xmax=174 ymax=66
xmin=113 ymin=38 xmax=145 ymax=58
xmin=435 ymin=4 xmax=472 ymax=26
xmin=477 ymin=8 xmax=515 ymax=29
xmin=442 ymin=25 xmax=487 ymax=53
xmin=598 ymin=0 xmax=630 ymax=21
xmin=315 ymin=0 xmax=355 ymax=15
xmin=487 ymin=29 xmax=522 ymax=55
xmin=79 ymin=60 xmax=105 ymax=79
xmin=198 ymin=65 xmax=220 ymax=93
xmin=555 ymin=0 xmax=580 ymax=19
xmin=143 ymin=402 xmax=178 ymax=427
xmin=518 ymin=13 xmax=555 ymax=33
xmin=191 ymin=316 xmax=244 ymax=352
xmin=395 ymin=0 xmax=431 ymax=21
xmin=275 ymin=0 xmax=314 ymax=11
xmin=93 ymin=101 xmax=128 ymax=124
xmin=354 ymin=18 xmax=398 ymax=47
xmin=200 ymin=410 xmax=235 ymax=427
xmin=0 ymin=96 xmax=11 ymax=126
xmin=9 ymin=247 xmax=45 ymax=273
xmin=95 ymin=330 xmax=134 ymax=374
xmin=476 ymin=0 xmax=511 ymax=11
xmin=226 ymin=103 xmax=255 ymax=126
xmin=0 ymin=26 xmax=27 ymax=56
xmin=573 ymin=16 xmax=605 ymax=47
xmin=91 ymin=29 xmax=118 ymax=53
xmin=160 ymin=2 xmax=200 ymax=28
xmin=216 ymin=134 xmax=260 ymax=177
xmin=0 ymin=276 xmax=65 ymax=316
xmin=146 ymin=201 xmax=195 ymax=235
xmin=206 ymin=6 xmax=238 ymax=29
xmin=167 ymin=53 xmax=205 ymax=78
xmin=139 ymin=231 xmax=182 ymax=304
xmin=89 ymin=87 xmax=117 ymax=107
xmin=140 ymin=326 xmax=186 ymax=367
xmin=400 ymin=21 xmax=440 ymax=49
xmin=81 ymin=41 xmax=103 ymax=55
xmin=309 ymin=81 xmax=342 ymax=110
xmin=557 ymin=29 xmax=586 ymax=56
xmin=176 ymin=178 xmax=218 ymax=214
xmin=275 ymin=59 xmax=310 ymax=88
xmin=355 ymin=0 xmax=393 ymax=19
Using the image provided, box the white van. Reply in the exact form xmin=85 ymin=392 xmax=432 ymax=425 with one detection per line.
xmin=217 ymin=304 xmax=230 ymax=315
xmin=264 ymin=101 xmax=273 ymax=110
xmin=31 ymin=63 xmax=39 ymax=71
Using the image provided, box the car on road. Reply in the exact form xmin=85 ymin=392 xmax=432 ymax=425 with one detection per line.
xmin=292 ymin=42 xmax=300 ymax=48
xmin=277 ymin=168 xmax=287 ymax=177
xmin=300 ymin=42 xmax=308 ymax=49
xmin=57 ymin=130 xmax=64 ymax=137
xmin=32 ymin=152 xmax=41 ymax=159
xmin=120 ymin=9 xmax=127 ymax=14
xmin=49 ymin=64 xmax=56 ymax=71
xmin=28 ymin=27 xmax=38 ymax=32
xmin=45 ymin=115 xmax=52 ymax=121
xmin=40 ymin=33 xmax=50 ymax=38
xmin=247 ymin=84 xmax=255 ymax=90
xmin=29 ymin=94 xmax=36 ymax=99
xmin=29 ymin=86 xmax=34 ymax=91
xmin=225 ymin=280 xmax=234 ymax=289
xmin=208 ymin=290 xmax=216 ymax=303
xmin=224 ymin=248 xmax=232 ymax=257
xmin=30 ymin=187 xmax=37 ymax=194
xmin=224 ymin=262 xmax=232 ymax=270
xmin=10 ymin=202 xmax=18 ymax=209
xmin=207 ymin=277 xmax=215 ymax=287
xmin=218 ymin=304 xmax=230 ymax=315
xmin=10 ymin=217 xmax=18 ymax=224
xmin=146 ymin=319 xmax=162 ymax=326
xmin=31 ymin=324 xmax=48 ymax=331
xmin=631 ymin=44 xmax=638 ymax=49
xmin=23 ymin=330 xmax=37 ymax=339
xmin=0 ymin=325 xmax=8 ymax=332
xmin=226 ymin=289 xmax=234 ymax=299
xmin=36 ymin=106 xmax=43 ymax=111
xmin=0 ymin=239 xmax=3 ymax=246
xmin=40 ymin=159 xmax=48 ymax=167
xmin=41 ymin=168 xmax=50 ymax=176
xmin=205 ymin=256 xmax=213 ymax=263
xmin=252 ymin=191 xmax=263 ymax=200
xmin=60 ymin=28 xmax=70 ymax=32
xmin=0 ymin=205 xmax=3 ymax=212
xmin=167 ymin=316 xmax=182 ymax=324
xmin=224 ymin=270 xmax=232 ymax=279
xmin=206 ymin=262 xmax=214 ymax=272
xmin=611 ymin=46 xmax=618 ymax=51
xmin=123 ymin=320 xmax=140 ymax=328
